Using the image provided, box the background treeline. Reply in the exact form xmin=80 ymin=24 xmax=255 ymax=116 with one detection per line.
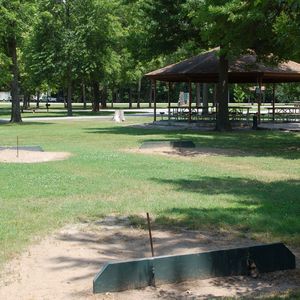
xmin=0 ymin=0 xmax=299 ymax=122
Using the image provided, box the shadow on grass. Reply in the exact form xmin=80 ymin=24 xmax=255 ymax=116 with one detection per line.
xmin=0 ymin=121 xmax=54 ymax=126
xmin=86 ymin=126 xmax=300 ymax=159
xmin=151 ymin=176 xmax=300 ymax=243
xmin=20 ymin=110 xmax=115 ymax=118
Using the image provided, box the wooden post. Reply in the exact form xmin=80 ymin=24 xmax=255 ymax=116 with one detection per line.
xmin=168 ymin=82 xmax=171 ymax=121
xmin=189 ymin=81 xmax=192 ymax=123
xmin=272 ymin=83 xmax=276 ymax=122
xmin=153 ymin=80 xmax=157 ymax=122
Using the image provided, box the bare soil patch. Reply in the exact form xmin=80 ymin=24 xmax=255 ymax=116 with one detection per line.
xmin=128 ymin=146 xmax=246 ymax=158
xmin=0 ymin=216 xmax=299 ymax=300
xmin=0 ymin=149 xmax=71 ymax=163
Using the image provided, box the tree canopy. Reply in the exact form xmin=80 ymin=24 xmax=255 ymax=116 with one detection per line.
xmin=0 ymin=0 xmax=299 ymax=124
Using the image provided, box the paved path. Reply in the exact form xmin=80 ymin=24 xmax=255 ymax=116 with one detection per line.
xmin=260 ymin=122 xmax=300 ymax=131
xmin=0 ymin=112 xmax=161 ymax=123
xmin=0 ymin=108 xmax=172 ymax=123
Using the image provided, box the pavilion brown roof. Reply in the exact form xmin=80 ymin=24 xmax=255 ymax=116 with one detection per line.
xmin=145 ymin=48 xmax=300 ymax=83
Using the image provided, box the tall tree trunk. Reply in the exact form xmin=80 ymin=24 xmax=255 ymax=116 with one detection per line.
xmin=116 ymin=88 xmax=120 ymax=103
xmin=22 ymin=94 xmax=26 ymax=111
xmin=118 ymin=88 xmax=121 ymax=103
xmin=148 ymin=83 xmax=152 ymax=108
xmin=9 ymin=36 xmax=22 ymax=123
xmin=117 ymin=88 xmax=123 ymax=104
xmin=23 ymin=93 xmax=30 ymax=110
xmin=36 ymin=90 xmax=40 ymax=108
xmin=111 ymin=89 xmax=115 ymax=108
xmin=67 ymin=76 xmax=73 ymax=116
xmin=216 ymin=53 xmax=231 ymax=131
xmin=82 ymin=82 xmax=87 ymax=109
xmin=137 ymin=78 xmax=141 ymax=108
xmin=128 ymin=88 xmax=132 ymax=109
xmin=92 ymin=81 xmax=100 ymax=112
xmin=63 ymin=89 xmax=67 ymax=108
xmin=65 ymin=0 xmax=72 ymax=116
xmin=101 ymin=86 xmax=107 ymax=108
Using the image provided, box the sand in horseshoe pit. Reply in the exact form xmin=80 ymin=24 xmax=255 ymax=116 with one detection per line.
xmin=0 ymin=217 xmax=299 ymax=300
xmin=127 ymin=146 xmax=247 ymax=159
xmin=0 ymin=149 xmax=71 ymax=163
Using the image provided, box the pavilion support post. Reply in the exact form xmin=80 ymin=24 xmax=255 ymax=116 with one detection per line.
xmin=153 ymin=80 xmax=157 ymax=122
xmin=213 ymin=84 xmax=217 ymax=107
xmin=168 ymin=82 xmax=171 ymax=121
xmin=203 ymin=83 xmax=209 ymax=115
xmin=272 ymin=84 xmax=276 ymax=122
xmin=258 ymin=79 xmax=262 ymax=124
xmin=188 ymin=81 xmax=192 ymax=123
xmin=196 ymin=83 xmax=201 ymax=107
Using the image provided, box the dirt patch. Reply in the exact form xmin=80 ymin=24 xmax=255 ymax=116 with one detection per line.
xmin=0 ymin=149 xmax=71 ymax=163
xmin=0 ymin=216 xmax=299 ymax=300
xmin=128 ymin=146 xmax=246 ymax=158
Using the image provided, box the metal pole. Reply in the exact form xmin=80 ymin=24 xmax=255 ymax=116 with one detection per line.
xmin=146 ymin=212 xmax=154 ymax=257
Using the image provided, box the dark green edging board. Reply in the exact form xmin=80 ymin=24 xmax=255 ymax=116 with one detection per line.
xmin=93 ymin=243 xmax=295 ymax=294
xmin=140 ymin=140 xmax=195 ymax=149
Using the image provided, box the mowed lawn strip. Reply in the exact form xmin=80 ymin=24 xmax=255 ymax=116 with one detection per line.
xmin=0 ymin=118 xmax=299 ymax=266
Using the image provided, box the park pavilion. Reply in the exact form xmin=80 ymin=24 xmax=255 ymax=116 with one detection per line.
xmin=145 ymin=48 xmax=300 ymax=125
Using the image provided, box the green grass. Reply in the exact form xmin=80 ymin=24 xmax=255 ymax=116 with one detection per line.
xmin=0 ymin=117 xmax=299 ymax=266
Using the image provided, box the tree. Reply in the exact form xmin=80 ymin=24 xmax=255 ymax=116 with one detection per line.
xmin=272 ymin=0 xmax=300 ymax=61
xmin=0 ymin=1 xmax=35 ymax=122
xmin=80 ymin=0 xmax=123 ymax=111
xmin=29 ymin=0 xmax=123 ymax=113
xmin=124 ymin=0 xmax=203 ymax=108
xmin=0 ymin=52 xmax=11 ymax=89
xmin=187 ymin=0 xmax=300 ymax=130
xmin=29 ymin=0 xmax=79 ymax=116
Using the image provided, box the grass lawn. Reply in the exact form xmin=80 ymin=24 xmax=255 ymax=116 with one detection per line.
xmin=0 ymin=117 xmax=299 ymax=267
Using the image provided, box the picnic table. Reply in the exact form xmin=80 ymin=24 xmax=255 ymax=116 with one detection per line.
xmin=168 ymin=105 xmax=216 ymax=121
xmin=267 ymin=106 xmax=300 ymax=122
xmin=228 ymin=106 xmax=251 ymax=123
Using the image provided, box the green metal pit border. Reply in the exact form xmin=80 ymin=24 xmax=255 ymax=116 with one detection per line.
xmin=93 ymin=242 xmax=296 ymax=294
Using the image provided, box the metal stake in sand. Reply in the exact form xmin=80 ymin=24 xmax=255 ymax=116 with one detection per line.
xmin=17 ymin=136 xmax=19 ymax=158
xmin=146 ymin=212 xmax=155 ymax=287
xmin=146 ymin=213 xmax=154 ymax=257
